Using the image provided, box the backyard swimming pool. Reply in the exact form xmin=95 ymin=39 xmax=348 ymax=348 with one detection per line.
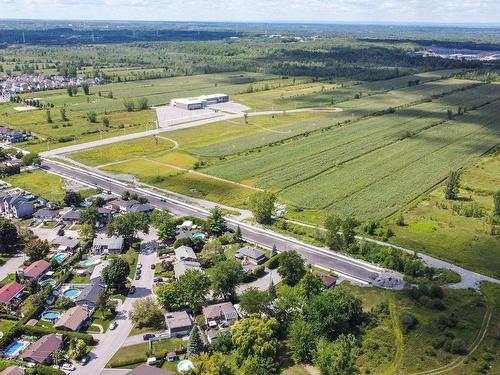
xmin=41 ymin=310 xmax=61 ymax=322
xmin=54 ymin=253 xmax=68 ymax=263
xmin=193 ymin=232 xmax=205 ymax=239
xmin=63 ymin=288 xmax=82 ymax=299
xmin=3 ymin=340 xmax=29 ymax=357
xmin=79 ymin=259 xmax=100 ymax=267
xmin=178 ymin=360 xmax=194 ymax=373
xmin=40 ymin=278 xmax=56 ymax=287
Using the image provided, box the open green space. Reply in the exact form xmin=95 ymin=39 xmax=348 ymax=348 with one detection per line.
xmin=388 ymin=151 xmax=500 ymax=279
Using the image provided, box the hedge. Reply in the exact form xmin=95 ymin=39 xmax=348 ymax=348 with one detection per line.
xmin=23 ymin=325 xmax=97 ymax=345
xmin=108 ymin=354 xmax=148 ymax=368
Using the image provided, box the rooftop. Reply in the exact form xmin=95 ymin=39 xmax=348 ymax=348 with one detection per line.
xmin=0 ymin=281 xmax=24 ymax=304
xmin=20 ymin=333 xmax=63 ymax=364
xmin=22 ymin=259 xmax=50 ymax=278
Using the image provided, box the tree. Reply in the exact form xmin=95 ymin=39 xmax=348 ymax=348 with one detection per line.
xmin=64 ymin=191 xmax=82 ymax=207
xmin=177 ymin=270 xmax=210 ymax=312
xmin=187 ymin=325 xmax=203 ymax=356
xmin=151 ymin=210 xmax=176 ymax=242
xmin=324 ymin=214 xmax=342 ymax=249
xmin=157 ymin=282 xmax=181 ymax=311
xmin=239 ymin=287 xmax=271 ymax=315
xmin=445 ymin=170 xmax=461 ymax=200
xmin=22 ymin=153 xmax=41 ymax=166
xmin=137 ymin=97 xmax=149 ymax=110
xmin=80 ymin=206 xmax=99 ymax=227
xmin=192 ymin=352 xmax=233 ymax=375
xmin=298 ymin=272 xmax=324 ymax=299
xmin=248 ymin=191 xmax=276 ymax=224
xmin=231 ymin=315 xmax=279 ymax=366
xmin=304 ymin=288 xmax=363 ymax=340
xmin=288 ymin=316 xmax=316 ymax=363
xmin=314 ymin=334 xmax=359 ymax=375
xmin=278 ymin=250 xmax=305 ymax=286
xmin=52 ymin=349 xmax=65 ymax=365
xmin=107 ymin=211 xmax=149 ymax=243
xmin=86 ymin=111 xmax=97 ymax=123
xmin=123 ymin=98 xmax=135 ymax=112
xmin=206 ymin=207 xmax=226 ymax=236
xmin=493 ymin=190 xmax=500 ymax=216
xmin=240 ymin=355 xmax=279 ymax=375
xmin=60 ymin=107 xmax=68 ymax=121
xmin=79 ymin=223 xmax=95 ymax=242
xmin=102 ymin=116 xmax=110 ymax=127
xmin=129 ymin=297 xmax=164 ymax=329
xmin=102 ymin=257 xmax=130 ymax=289
xmin=341 ymin=217 xmax=357 ymax=247
xmin=234 ymin=225 xmax=242 ymax=243
xmin=46 ymin=108 xmax=52 ymax=123
xmin=210 ymin=260 xmax=243 ymax=299
xmin=211 ymin=331 xmax=233 ymax=354
xmin=25 ymin=239 xmax=50 ymax=261
xmin=0 ymin=218 xmax=18 ymax=252
xmin=81 ymin=82 xmax=90 ymax=95
xmin=68 ymin=338 xmax=88 ymax=360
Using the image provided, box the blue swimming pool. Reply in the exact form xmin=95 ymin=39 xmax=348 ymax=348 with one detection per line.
xmin=54 ymin=253 xmax=68 ymax=263
xmin=80 ymin=201 xmax=92 ymax=208
xmin=63 ymin=288 xmax=81 ymax=298
xmin=177 ymin=360 xmax=194 ymax=373
xmin=193 ymin=232 xmax=205 ymax=239
xmin=40 ymin=278 xmax=56 ymax=287
xmin=79 ymin=259 xmax=100 ymax=268
xmin=41 ymin=310 xmax=61 ymax=322
xmin=3 ymin=340 xmax=29 ymax=357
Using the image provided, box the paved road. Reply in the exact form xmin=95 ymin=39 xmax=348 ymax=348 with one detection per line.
xmin=41 ymin=159 xmax=401 ymax=287
xmin=74 ymin=247 xmax=157 ymax=375
xmin=0 ymin=253 xmax=25 ymax=278
xmin=39 ymin=107 xmax=342 ymax=157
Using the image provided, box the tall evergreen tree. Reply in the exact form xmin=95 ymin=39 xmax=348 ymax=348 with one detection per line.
xmin=187 ymin=325 xmax=203 ymax=357
xmin=445 ymin=170 xmax=461 ymax=200
xmin=206 ymin=206 xmax=226 ymax=236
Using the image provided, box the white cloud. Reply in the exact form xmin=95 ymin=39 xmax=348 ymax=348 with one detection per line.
xmin=1 ymin=0 xmax=500 ymax=24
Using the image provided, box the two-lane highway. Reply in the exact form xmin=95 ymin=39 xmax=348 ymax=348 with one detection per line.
xmin=42 ymin=159 xmax=402 ymax=286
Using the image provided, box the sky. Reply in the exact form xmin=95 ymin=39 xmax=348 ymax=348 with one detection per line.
xmin=2 ymin=0 xmax=500 ymax=25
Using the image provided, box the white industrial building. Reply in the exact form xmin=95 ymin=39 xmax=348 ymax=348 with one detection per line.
xmin=170 ymin=93 xmax=229 ymax=110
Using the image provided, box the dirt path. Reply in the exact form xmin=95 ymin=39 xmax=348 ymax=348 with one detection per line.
xmin=383 ymin=295 xmax=404 ymax=375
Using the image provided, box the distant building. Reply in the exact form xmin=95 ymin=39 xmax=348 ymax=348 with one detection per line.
xmin=2 ymin=194 xmax=35 ymax=218
xmin=170 ymin=94 xmax=229 ymax=110
xmin=33 ymin=208 xmax=59 ymax=221
xmin=61 ymin=209 xmax=80 ymax=224
xmin=319 ymin=274 xmax=337 ymax=289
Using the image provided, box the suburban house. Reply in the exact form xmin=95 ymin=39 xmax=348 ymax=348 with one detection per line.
xmin=128 ymin=203 xmax=154 ymax=215
xmin=20 ymin=333 xmax=63 ymax=364
xmin=54 ymin=305 xmax=88 ymax=332
xmin=175 ymin=229 xmax=193 ymax=241
xmin=92 ymin=235 xmax=124 ymax=254
xmin=0 ymin=281 xmax=24 ymax=311
xmin=18 ymin=259 xmax=50 ymax=281
xmin=61 ymin=209 xmax=80 ymax=224
xmin=128 ymin=364 xmax=175 ymax=375
xmin=97 ymin=207 xmax=112 ymax=224
xmin=105 ymin=198 xmax=126 ymax=212
xmin=319 ymin=274 xmax=337 ymax=289
xmin=165 ymin=310 xmax=194 ymax=337
xmin=3 ymin=194 xmax=35 ymax=219
xmin=0 ymin=366 xmax=25 ymax=375
xmin=174 ymin=246 xmax=197 ymax=262
xmin=50 ymin=236 xmax=80 ymax=252
xmin=91 ymin=192 xmax=115 ymax=203
xmin=173 ymin=260 xmax=203 ymax=279
xmin=202 ymin=302 xmax=238 ymax=326
xmin=235 ymin=246 xmax=267 ymax=265
xmin=33 ymin=208 xmax=59 ymax=222
xmin=75 ymin=277 xmax=106 ymax=313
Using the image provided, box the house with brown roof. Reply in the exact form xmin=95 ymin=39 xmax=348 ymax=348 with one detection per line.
xmin=20 ymin=333 xmax=63 ymax=364
xmin=18 ymin=259 xmax=50 ymax=281
xmin=0 ymin=366 xmax=25 ymax=375
xmin=0 ymin=281 xmax=24 ymax=310
xmin=54 ymin=305 xmax=88 ymax=332
xmin=165 ymin=310 xmax=194 ymax=337
xmin=128 ymin=364 xmax=175 ymax=375
xmin=202 ymin=302 xmax=238 ymax=326
xmin=319 ymin=274 xmax=337 ymax=289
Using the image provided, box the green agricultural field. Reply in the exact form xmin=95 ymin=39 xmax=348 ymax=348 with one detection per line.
xmin=203 ymin=83 xmax=500 ymax=221
xmin=3 ymin=169 xmax=97 ymax=202
xmin=388 ymin=151 xmax=500 ymax=279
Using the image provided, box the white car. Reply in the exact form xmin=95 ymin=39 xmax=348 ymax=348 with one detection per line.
xmin=109 ymin=321 xmax=117 ymax=330
xmin=62 ymin=363 xmax=76 ymax=371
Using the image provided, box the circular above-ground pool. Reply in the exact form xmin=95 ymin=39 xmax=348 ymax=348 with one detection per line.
xmin=79 ymin=259 xmax=100 ymax=268
xmin=63 ymin=288 xmax=82 ymax=299
xmin=54 ymin=253 xmax=68 ymax=264
xmin=193 ymin=232 xmax=205 ymax=240
xmin=41 ymin=310 xmax=61 ymax=322
xmin=40 ymin=278 xmax=57 ymax=287
xmin=177 ymin=360 xmax=194 ymax=373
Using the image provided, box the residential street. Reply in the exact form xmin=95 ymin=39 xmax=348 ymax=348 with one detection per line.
xmin=0 ymin=253 xmax=25 ymax=278
xmin=73 ymin=246 xmax=157 ymax=375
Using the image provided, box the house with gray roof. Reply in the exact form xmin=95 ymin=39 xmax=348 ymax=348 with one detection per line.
xmin=33 ymin=208 xmax=59 ymax=221
xmin=54 ymin=305 xmax=88 ymax=332
xmin=165 ymin=310 xmax=194 ymax=337
xmin=92 ymin=235 xmax=124 ymax=254
xmin=75 ymin=278 xmax=106 ymax=313
xmin=235 ymin=246 xmax=267 ymax=265
xmin=61 ymin=209 xmax=80 ymax=224
xmin=173 ymin=260 xmax=203 ymax=279
xmin=4 ymin=194 xmax=35 ymax=219
xmin=174 ymin=246 xmax=197 ymax=262
xmin=50 ymin=236 xmax=80 ymax=252
xmin=202 ymin=302 xmax=238 ymax=325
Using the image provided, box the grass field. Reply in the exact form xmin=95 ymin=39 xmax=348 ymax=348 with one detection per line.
xmin=388 ymin=151 xmax=500 ymax=278
xmin=2 ymin=169 xmax=95 ymax=202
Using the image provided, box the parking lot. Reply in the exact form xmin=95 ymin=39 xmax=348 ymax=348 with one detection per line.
xmin=155 ymin=105 xmax=222 ymax=128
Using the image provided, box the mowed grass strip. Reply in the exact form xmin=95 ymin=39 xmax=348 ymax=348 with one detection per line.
xmin=102 ymin=159 xmax=254 ymax=207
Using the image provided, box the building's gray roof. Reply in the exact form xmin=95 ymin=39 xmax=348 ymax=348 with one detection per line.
xmin=129 ymin=203 xmax=154 ymax=213
xmin=54 ymin=305 xmax=88 ymax=331
xmin=62 ymin=210 xmax=80 ymax=221
xmin=165 ymin=310 xmax=194 ymax=331
xmin=237 ymin=246 xmax=266 ymax=260
xmin=173 ymin=261 xmax=202 ymax=279
xmin=174 ymin=246 xmax=196 ymax=261
xmin=20 ymin=333 xmax=63 ymax=363
xmin=33 ymin=208 xmax=59 ymax=219
xmin=92 ymin=236 xmax=124 ymax=250
xmin=75 ymin=280 xmax=105 ymax=305
xmin=202 ymin=302 xmax=238 ymax=322
xmin=50 ymin=236 xmax=80 ymax=249
xmin=0 ymin=366 xmax=25 ymax=375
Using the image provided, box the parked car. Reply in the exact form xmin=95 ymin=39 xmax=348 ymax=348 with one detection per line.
xmin=153 ymin=277 xmax=163 ymax=283
xmin=137 ymin=263 xmax=143 ymax=269
xmin=135 ymin=274 xmax=141 ymax=280
xmin=109 ymin=321 xmax=117 ymax=330
xmin=62 ymin=363 xmax=76 ymax=371
xmin=80 ymin=356 xmax=90 ymax=366
xmin=150 ymin=264 xmax=156 ymax=270
xmin=129 ymin=286 xmax=136 ymax=294
xmin=143 ymin=333 xmax=155 ymax=341
xmin=57 ymin=228 xmax=65 ymax=236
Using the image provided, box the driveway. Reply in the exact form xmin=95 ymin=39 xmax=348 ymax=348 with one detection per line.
xmin=73 ymin=245 xmax=158 ymax=375
xmin=236 ymin=269 xmax=282 ymax=295
xmin=0 ymin=253 xmax=25 ymax=278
